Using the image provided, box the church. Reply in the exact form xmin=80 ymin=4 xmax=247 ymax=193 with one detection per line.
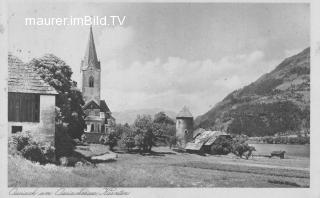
xmin=81 ymin=26 xmax=115 ymax=142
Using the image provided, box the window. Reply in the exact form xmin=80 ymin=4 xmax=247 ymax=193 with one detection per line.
xmin=12 ymin=126 xmax=22 ymax=133
xmin=89 ymin=76 xmax=94 ymax=87
xmin=8 ymin=93 xmax=40 ymax=122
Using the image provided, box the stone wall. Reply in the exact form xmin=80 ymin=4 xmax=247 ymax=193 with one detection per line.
xmin=176 ymin=117 xmax=194 ymax=148
xmin=8 ymin=95 xmax=56 ymax=145
xmin=82 ymin=69 xmax=101 ymax=103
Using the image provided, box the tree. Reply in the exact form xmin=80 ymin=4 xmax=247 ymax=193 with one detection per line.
xmin=134 ymin=114 xmax=153 ymax=130
xmin=154 ymin=112 xmax=175 ymax=125
xmin=134 ymin=115 xmax=155 ymax=152
xmin=30 ymin=54 xmax=85 ymax=139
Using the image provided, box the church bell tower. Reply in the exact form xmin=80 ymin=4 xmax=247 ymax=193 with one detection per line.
xmin=81 ymin=26 xmax=101 ymax=104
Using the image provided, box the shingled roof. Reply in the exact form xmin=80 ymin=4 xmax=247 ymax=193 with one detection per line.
xmin=185 ymin=131 xmax=231 ymax=151
xmin=8 ymin=54 xmax=58 ymax=95
xmin=176 ymin=106 xmax=193 ymax=118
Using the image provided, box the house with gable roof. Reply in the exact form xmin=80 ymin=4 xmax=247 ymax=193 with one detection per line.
xmin=8 ymin=54 xmax=58 ymax=144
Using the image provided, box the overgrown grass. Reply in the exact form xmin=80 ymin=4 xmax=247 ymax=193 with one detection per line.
xmin=8 ymin=147 xmax=310 ymax=188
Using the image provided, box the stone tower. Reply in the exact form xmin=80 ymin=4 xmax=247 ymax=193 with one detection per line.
xmin=81 ymin=26 xmax=101 ymax=104
xmin=176 ymin=106 xmax=194 ymax=148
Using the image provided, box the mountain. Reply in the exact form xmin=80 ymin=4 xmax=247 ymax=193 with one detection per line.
xmin=195 ymin=48 xmax=310 ymax=137
xmin=113 ymin=108 xmax=177 ymax=124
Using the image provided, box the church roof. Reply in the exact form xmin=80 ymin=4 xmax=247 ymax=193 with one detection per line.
xmin=176 ymin=106 xmax=193 ymax=118
xmin=82 ymin=26 xmax=100 ymax=69
xmin=8 ymin=54 xmax=58 ymax=95
xmin=83 ymin=99 xmax=111 ymax=113
xmin=83 ymin=100 xmax=100 ymax=110
xmin=100 ymin=100 xmax=111 ymax=113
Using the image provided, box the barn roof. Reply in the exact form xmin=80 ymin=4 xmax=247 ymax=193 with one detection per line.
xmin=176 ymin=106 xmax=193 ymax=118
xmin=185 ymin=131 xmax=231 ymax=151
xmin=8 ymin=54 xmax=58 ymax=95
xmin=193 ymin=128 xmax=206 ymax=138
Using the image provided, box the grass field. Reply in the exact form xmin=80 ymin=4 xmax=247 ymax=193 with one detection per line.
xmin=8 ymin=146 xmax=309 ymax=188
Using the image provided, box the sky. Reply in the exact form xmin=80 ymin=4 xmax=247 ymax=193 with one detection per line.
xmin=8 ymin=2 xmax=310 ymax=116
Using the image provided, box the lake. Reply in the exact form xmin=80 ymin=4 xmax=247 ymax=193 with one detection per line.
xmin=250 ymin=143 xmax=310 ymax=158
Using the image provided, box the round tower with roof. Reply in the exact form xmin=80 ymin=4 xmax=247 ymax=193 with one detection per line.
xmin=176 ymin=106 xmax=194 ymax=148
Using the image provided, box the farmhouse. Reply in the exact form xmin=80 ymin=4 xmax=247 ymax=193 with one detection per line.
xmin=8 ymin=54 xmax=58 ymax=144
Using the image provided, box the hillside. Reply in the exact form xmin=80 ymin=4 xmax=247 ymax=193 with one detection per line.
xmin=113 ymin=108 xmax=177 ymax=124
xmin=195 ymin=48 xmax=310 ymax=137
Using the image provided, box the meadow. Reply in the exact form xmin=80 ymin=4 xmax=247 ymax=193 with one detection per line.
xmin=251 ymin=143 xmax=310 ymax=158
xmin=9 ymin=146 xmax=309 ymax=188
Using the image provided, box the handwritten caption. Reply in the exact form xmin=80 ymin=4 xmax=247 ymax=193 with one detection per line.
xmin=9 ymin=188 xmax=130 ymax=196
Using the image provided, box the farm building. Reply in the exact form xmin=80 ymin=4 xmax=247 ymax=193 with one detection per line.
xmin=185 ymin=130 xmax=232 ymax=154
xmin=8 ymin=54 xmax=58 ymax=144
xmin=192 ymin=128 xmax=206 ymax=138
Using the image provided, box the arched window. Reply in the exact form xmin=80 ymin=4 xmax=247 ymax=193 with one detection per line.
xmin=89 ymin=76 xmax=94 ymax=87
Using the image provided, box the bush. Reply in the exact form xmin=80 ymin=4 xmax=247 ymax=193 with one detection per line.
xmin=99 ymin=132 xmax=118 ymax=151
xmin=8 ymin=131 xmax=33 ymax=154
xmin=210 ymin=136 xmax=233 ymax=155
xmin=232 ymin=141 xmax=255 ymax=159
xmin=55 ymin=124 xmax=75 ymax=158
xmin=167 ymin=136 xmax=177 ymax=149
xmin=41 ymin=143 xmax=56 ymax=163
xmin=9 ymin=131 xmax=57 ymax=164
xmin=120 ymin=135 xmax=135 ymax=151
xmin=21 ymin=144 xmax=46 ymax=164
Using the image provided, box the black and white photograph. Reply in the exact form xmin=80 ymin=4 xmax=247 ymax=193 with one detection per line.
xmin=1 ymin=0 xmax=320 ymax=197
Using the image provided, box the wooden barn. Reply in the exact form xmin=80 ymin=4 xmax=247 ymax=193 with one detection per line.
xmin=185 ymin=130 xmax=232 ymax=154
xmin=8 ymin=54 xmax=58 ymax=144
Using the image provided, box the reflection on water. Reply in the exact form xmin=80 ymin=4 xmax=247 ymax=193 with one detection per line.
xmin=250 ymin=144 xmax=310 ymax=158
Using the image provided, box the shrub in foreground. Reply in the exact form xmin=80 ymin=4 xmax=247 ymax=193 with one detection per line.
xmin=9 ymin=131 xmax=56 ymax=164
xmin=21 ymin=144 xmax=46 ymax=164
xmin=8 ymin=131 xmax=33 ymax=155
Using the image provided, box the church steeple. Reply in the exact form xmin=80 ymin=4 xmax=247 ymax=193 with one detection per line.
xmin=82 ymin=25 xmax=100 ymax=69
xmin=81 ymin=26 xmax=101 ymax=104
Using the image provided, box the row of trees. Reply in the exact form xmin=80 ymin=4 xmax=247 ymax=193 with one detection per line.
xmin=111 ymin=112 xmax=176 ymax=152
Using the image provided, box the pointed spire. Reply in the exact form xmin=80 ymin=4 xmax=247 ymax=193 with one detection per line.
xmin=83 ymin=25 xmax=100 ymax=69
xmin=176 ymin=106 xmax=193 ymax=118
